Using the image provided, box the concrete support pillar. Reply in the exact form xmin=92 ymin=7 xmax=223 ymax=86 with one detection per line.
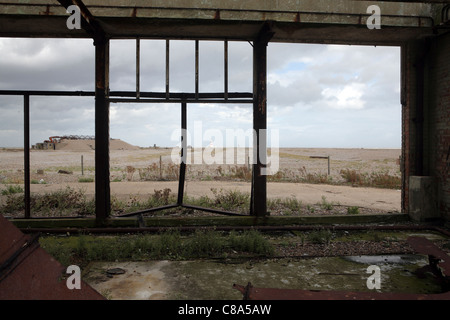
xmin=94 ymin=39 xmax=111 ymax=224
xmin=409 ymin=176 xmax=437 ymax=221
xmin=251 ymin=23 xmax=273 ymax=217
xmin=401 ymin=39 xmax=428 ymax=216
xmin=403 ymin=33 xmax=450 ymax=222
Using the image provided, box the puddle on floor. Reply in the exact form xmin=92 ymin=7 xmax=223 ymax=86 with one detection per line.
xmin=83 ymin=254 xmax=444 ymax=300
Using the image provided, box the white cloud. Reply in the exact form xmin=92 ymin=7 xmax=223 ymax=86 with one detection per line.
xmin=321 ymin=82 xmax=367 ymax=110
xmin=0 ymin=38 xmax=401 ymax=149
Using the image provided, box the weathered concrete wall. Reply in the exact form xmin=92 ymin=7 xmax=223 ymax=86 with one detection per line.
xmin=403 ymin=32 xmax=450 ymax=221
xmin=0 ymin=0 xmax=441 ymax=43
xmin=423 ymin=32 xmax=450 ymax=221
xmin=409 ymin=176 xmax=437 ymax=221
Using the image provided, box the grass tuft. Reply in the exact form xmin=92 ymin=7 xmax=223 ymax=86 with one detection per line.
xmin=39 ymin=229 xmax=274 ymax=267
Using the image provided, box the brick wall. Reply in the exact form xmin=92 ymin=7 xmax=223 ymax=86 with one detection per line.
xmin=401 ymin=41 xmax=419 ymax=215
xmin=402 ymin=32 xmax=450 ymax=221
xmin=424 ymin=32 xmax=450 ymax=221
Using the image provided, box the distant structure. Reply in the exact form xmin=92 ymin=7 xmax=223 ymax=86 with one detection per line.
xmin=32 ymin=135 xmax=95 ymax=150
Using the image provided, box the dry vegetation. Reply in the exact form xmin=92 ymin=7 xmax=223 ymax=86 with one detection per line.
xmin=0 ymin=144 xmax=402 ymax=218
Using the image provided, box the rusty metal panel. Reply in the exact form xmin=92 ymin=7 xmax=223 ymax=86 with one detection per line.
xmin=407 ymin=236 xmax=450 ymax=277
xmin=0 ymin=215 xmax=104 ymax=300
xmin=233 ymin=283 xmax=450 ymax=300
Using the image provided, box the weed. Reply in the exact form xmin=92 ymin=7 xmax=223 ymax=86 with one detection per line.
xmin=340 ymin=169 xmax=401 ymax=189
xmin=1 ymin=185 xmax=24 ymax=195
xmin=112 ymin=176 xmax=122 ymax=182
xmin=369 ymin=171 xmax=401 ymax=189
xmin=307 ymin=229 xmax=333 ymax=244
xmin=347 ymin=206 xmax=360 ymax=215
xmin=229 ymin=165 xmax=251 ymax=181
xmin=320 ymin=196 xmax=333 ymax=210
xmin=148 ymin=188 xmax=176 ymax=207
xmin=267 ymin=198 xmax=282 ymax=211
xmin=283 ymin=197 xmax=302 ymax=214
xmin=185 ymin=230 xmax=226 ymax=257
xmin=229 ymin=230 xmax=274 ymax=255
xmin=39 ymin=229 xmax=274 ymax=267
xmin=78 ymin=177 xmax=94 ymax=183
xmin=126 ymin=166 xmax=136 ymax=181
xmin=340 ymin=169 xmax=366 ymax=185
xmin=210 ymin=188 xmax=250 ymax=213
xmin=110 ymin=196 xmax=126 ymax=213
xmin=0 ymin=187 xmax=95 ymax=216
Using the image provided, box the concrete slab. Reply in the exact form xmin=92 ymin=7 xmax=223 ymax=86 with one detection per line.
xmin=83 ymin=255 xmax=444 ymax=300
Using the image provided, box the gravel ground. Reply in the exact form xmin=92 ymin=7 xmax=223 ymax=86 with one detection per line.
xmin=271 ymin=229 xmax=450 ymax=259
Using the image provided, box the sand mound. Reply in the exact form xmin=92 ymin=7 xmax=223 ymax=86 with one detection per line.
xmin=55 ymin=139 xmax=139 ymax=151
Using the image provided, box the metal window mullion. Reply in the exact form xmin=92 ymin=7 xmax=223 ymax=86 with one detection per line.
xmin=24 ymin=94 xmax=31 ymax=219
xmin=177 ymin=102 xmax=187 ymax=205
xmin=166 ymin=39 xmax=170 ymax=100
xmin=224 ymin=40 xmax=228 ymax=101
xmin=195 ymin=40 xmax=199 ymax=100
xmin=136 ymin=37 xmax=140 ymax=99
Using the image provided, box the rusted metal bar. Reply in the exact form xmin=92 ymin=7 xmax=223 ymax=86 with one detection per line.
xmin=224 ymin=40 xmax=228 ymax=101
xmin=136 ymin=37 xmax=140 ymax=99
xmin=23 ymin=94 xmax=31 ymax=219
xmin=177 ymin=102 xmax=187 ymax=205
xmin=94 ymin=37 xmax=111 ymax=224
xmin=0 ymin=90 xmax=95 ymax=96
xmin=0 ymin=90 xmax=252 ymax=99
xmin=108 ymin=91 xmax=253 ymax=104
xmin=15 ymin=223 xmax=450 ymax=235
xmin=116 ymin=204 xmax=179 ymax=217
xmin=195 ymin=40 xmax=199 ymax=100
xmin=115 ymin=203 xmax=245 ymax=218
xmin=251 ymin=23 xmax=274 ymax=217
xmin=110 ymin=91 xmax=253 ymax=99
xmin=109 ymin=98 xmax=253 ymax=104
xmin=181 ymin=204 xmax=247 ymax=217
xmin=166 ymin=39 xmax=170 ymax=100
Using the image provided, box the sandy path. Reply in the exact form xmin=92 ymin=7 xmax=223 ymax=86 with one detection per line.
xmin=29 ymin=180 xmax=401 ymax=212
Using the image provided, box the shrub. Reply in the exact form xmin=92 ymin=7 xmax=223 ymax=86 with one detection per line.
xmin=307 ymin=229 xmax=333 ymax=244
xmin=210 ymin=188 xmax=250 ymax=213
xmin=0 ymin=187 xmax=95 ymax=216
xmin=347 ymin=206 xmax=360 ymax=215
xmin=369 ymin=172 xmax=401 ymax=189
xmin=1 ymin=185 xmax=24 ymax=195
xmin=340 ymin=169 xmax=365 ymax=185
xmin=229 ymin=230 xmax=274 ymax=255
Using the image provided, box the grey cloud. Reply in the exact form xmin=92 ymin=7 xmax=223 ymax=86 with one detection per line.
xmin=0 ymin=38 xmax=401 ymax=148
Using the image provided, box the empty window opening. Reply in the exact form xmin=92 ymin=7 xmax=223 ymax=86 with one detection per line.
xmin=267 ymin=43 xmax=402 ymax=216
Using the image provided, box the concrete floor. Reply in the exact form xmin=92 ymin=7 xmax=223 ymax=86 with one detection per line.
xmin=83 ymin=254 xmax=443 ymax=300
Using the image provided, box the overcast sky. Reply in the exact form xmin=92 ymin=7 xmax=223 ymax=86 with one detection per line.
xmin=0 ymin=38 xmax=401 ymax=149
